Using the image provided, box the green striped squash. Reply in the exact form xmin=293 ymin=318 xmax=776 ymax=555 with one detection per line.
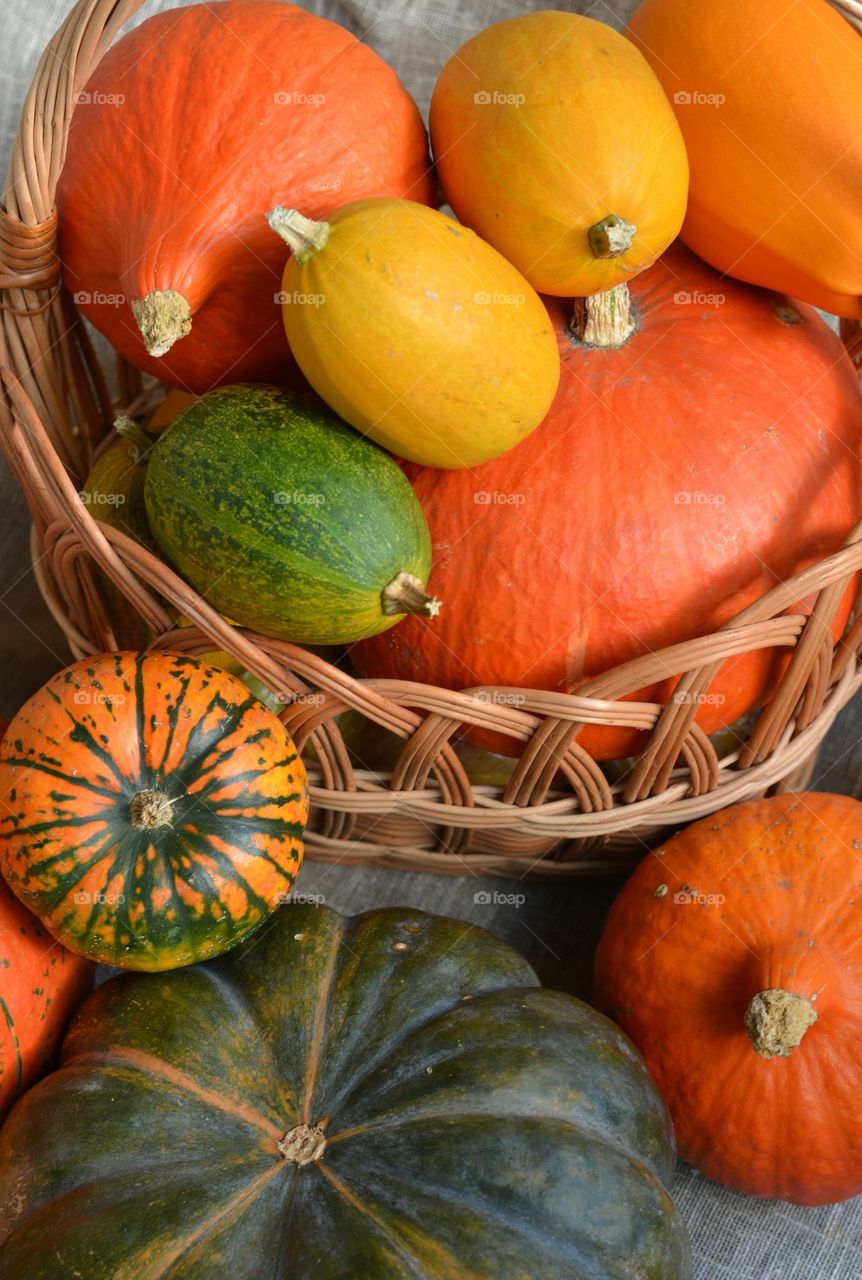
xmin=0 ymin=651 xmax=308 ymax=971
xmin=144 ymin=385 xmax=438 ymax=645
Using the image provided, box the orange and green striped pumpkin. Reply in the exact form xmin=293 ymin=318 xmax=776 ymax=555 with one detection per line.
xmin=0 ymin=652 xmax=308 ymax=971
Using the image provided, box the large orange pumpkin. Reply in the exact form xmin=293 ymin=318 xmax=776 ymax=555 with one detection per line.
xmin=0 ymin=879 xmax=92 ymax=1121
xmin=352 ymin=246 xmax=862 ymax=760
xmin=594 ymin=792 xmax=862 ymax=1204
xmin=628 ymin=0 xmax=862 ymax=318
xmin=57 ymin=1 xmax=433 ymax=393
xmin=429 ymin=11 xmax=688 ymax=297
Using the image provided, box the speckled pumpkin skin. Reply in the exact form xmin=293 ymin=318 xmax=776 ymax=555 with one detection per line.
xmin=0 ymin=880 xmax=92 ymax=1121
xmin=0 ymin=652 xmax=307 ymax=970
xmin=595 ymin=793 xmax=862 ymax=1204
xmin=0 ymin=905 xmax=691 ymax=1279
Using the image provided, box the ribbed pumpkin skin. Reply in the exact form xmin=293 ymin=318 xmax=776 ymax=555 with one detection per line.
xmin=352 ymin=245 xmax=862 ymax=760
xmin=594 ymin=794 xmax=862 ymax=1205
xmin=0 ymin=881 xmax=92 ymax=1121
xmin=81 ymin=431 xmax=157 ymax=647
xmin=628 ymin=0 xmax=862 ymax=318
xmin=429 ymin=12 xmax=688 ymax=297
xmin=277 ymin=199 xmax=560 ymax=468
xmin=145 ymin=385 xmax=433 ymax=645
xmin=0 ymin=904 xmax=690 ymax=1279
xmin=0 ymin=652 xmax=307 ymax=970
xmin=56 ymin=1 xmax=434 ymax=393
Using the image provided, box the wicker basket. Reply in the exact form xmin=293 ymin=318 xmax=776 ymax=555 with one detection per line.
xmin=2 ymin=0 xmax=862 ymax=879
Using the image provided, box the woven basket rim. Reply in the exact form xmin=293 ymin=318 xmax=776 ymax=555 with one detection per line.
xmin=1 ymin=0 xmax=861 ymax=877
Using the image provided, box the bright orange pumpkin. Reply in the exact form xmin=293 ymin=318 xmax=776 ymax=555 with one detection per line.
xmin=268 ymin=198 xmax=560 ymax=468
xmin=352 ymin=245 xmax=862 ymax=760
xmin=0 ymin=879 xmax=92 ymax=1120
xmin=594 ymin=793 xmax=862 ymax=1204
xmin=57 ymin=1 xmax=433 ymax=393
xmin=628 ymin=0 xmax=862 ymax=318
xmin=429 ymin=11 xmax=688 ymax=297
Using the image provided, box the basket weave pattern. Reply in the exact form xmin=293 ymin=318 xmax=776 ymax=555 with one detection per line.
xmin=2 ymin=0 xmax=862 ymax=878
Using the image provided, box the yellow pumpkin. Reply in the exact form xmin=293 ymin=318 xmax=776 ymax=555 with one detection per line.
xmin=429 ymin=11 xmax=689 ymax=297
xmin=267 ymin=197 xmax=560 ymax=469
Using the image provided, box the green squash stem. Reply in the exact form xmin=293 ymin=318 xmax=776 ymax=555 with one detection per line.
xmin=266 ymin=207 xmax=330 ymax=263
xmin=744 ymin=988 xmax=817 ymax=1060
xmin=382 ymin=571 xmax=441 ymax=619
xmin=570 ymin=283 xmax=635 ymax=349
xmin=113 ymin=415 xmax=154 ymax=461
xmin=588 ymin=214 xmax=636 ymax=260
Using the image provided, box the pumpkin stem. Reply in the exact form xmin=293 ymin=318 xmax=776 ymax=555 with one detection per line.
xmin=381 ymin=571 xmax=441 ymax=620
xmin=266 ymin=207 xmax=330 ymax=264
xmin=129 ymin=789 xmax=174 ymax=831
xmin=278 ymin=1122 xmax=327 ymax=1165
xmin=113 ymin=416 xmax=154 ymax=461
xmin=569 ymin=283 xmax=635 ymax=349
xmin=588 ymin=214 xmax=637 ymax=260
xmin=130 ymin=290 xmax=192 ymax=358
xmin=745 ymin=988 xmax=817 ymax=1060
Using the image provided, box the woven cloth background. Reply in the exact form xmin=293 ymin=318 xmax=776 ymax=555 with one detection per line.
xmin=2 ymin=3 xmax=861 ymax=1277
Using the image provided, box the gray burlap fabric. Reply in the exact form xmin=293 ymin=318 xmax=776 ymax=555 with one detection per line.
xmin=1 ymin=3 xmax=860 ymax=1276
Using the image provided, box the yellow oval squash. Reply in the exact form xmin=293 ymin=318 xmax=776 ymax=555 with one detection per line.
xmin=429 ymin=11 xmax=689 ymax=297
xmin=267 ymin=197 xmax=560 ymax=469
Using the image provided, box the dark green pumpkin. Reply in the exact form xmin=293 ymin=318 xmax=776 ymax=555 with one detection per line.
xmin=144 ymin=385 xmax=437 ymax=645
xmin=80 ymin=419 xmax=158 ymax=647
xmin=0 ymin=904 xmax=690 ymax=1278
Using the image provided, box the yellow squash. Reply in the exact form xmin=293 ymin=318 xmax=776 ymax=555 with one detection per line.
xmin=267 ymin=197 xmax=560 ymax=469
xmin=429 ymin=11 xmax=689 ymax=297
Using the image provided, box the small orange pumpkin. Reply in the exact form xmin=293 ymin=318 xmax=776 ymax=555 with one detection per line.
xmin=594 ymin=793 xmax=862 ymax=1204
xmin=0 ymin=880 xmax=92 ymax=1120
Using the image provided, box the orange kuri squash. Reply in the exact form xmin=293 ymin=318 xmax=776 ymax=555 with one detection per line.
xmin=628 ymin=0 xmax=862 ymax=317
xmin=57 ymin=1 xmax=433 ymax=393
xmin=594 ymin=793 xmax=862 ymax=1204
xmin=352 ymin=246 xmax=862 ymax=760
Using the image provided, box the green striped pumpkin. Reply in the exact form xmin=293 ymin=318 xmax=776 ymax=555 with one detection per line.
xmin=0 ymin=651 xmax=308 ymax=971
xmin=0 ymin=904 xmax=691 ymax=1278
xmin=144 ymin=385 xmax=438 ymax=645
